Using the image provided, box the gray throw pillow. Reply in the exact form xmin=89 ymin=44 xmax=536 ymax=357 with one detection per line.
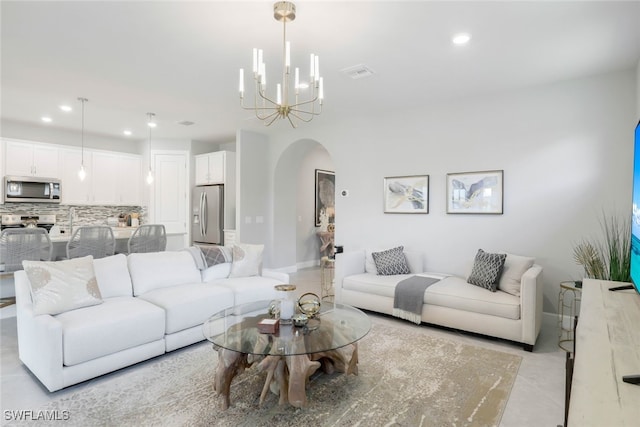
xmin=372 ymin=246 xmax=410 ymax=275
xmin=467 ymin=249 xmax=507 ymax=292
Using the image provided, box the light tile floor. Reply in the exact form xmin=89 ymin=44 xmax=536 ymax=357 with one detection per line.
xmin=1 ymin=267 xmax=565 ymax=426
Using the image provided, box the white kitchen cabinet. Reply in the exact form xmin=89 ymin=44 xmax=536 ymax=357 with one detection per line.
xmin=5 ymin=140 xmax=59 ymax=178
xmin=90 ymin=151 xmax=119 ymax=204
xmin=195 ymin=151 xmax=225 ymax=185
xmin=59 ymin=148 xmax=92 ymax=204
xmin=59 ymin=147 xmax=142 ymax=206
xmin=116 ymin=154 xmax=141 ymax=205
xmin=194 ymin=150 xmax=236 ymax=230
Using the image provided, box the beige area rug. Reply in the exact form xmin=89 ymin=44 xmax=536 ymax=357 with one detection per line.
xmin=14 ymin=317 xmax=522 ymax=427
xmin=0 ymin=297 xmax=16 ymax=309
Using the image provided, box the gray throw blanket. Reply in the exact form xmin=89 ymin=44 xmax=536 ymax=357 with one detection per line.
xmin=182 ymin=245 xmax=231 ymax=270
xmin=393 ymin=275 xmax=442 ymax=324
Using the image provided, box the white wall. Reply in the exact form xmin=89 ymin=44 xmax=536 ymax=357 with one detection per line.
xmin=261 ymin=69 xmax=636 ymax=313
xmin=296 ymin=144 xmax=333 ymax=267
xmin=236 ymin=130 xmax=271 ymax=258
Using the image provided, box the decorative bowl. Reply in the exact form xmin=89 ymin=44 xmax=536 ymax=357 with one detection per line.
xmin=292 ymin=313 xmax=308 ymax=327
xmin=297 ymin=293 xmax=321 ymax=317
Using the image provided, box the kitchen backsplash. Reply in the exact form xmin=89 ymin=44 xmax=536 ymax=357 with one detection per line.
xmin=0 ymin=203 xmax=146 ymax=229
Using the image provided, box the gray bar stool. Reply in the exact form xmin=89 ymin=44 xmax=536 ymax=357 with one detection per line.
xmin=66 ymin=226 xmax=115 ymax=259
xmin=127 ymin=224 xmax=167 ymax=254
xmin=0 ymin=228 xmax=53 ymax=272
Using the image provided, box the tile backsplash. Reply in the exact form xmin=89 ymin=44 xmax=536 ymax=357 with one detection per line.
xmin=0 ymin=203 xmax=146 ymax=230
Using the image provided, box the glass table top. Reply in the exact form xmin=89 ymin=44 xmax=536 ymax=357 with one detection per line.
xmin=202 ymin=299 xmax=371 ymax=357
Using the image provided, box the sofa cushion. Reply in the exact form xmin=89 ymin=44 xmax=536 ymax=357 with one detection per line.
xmin=128 ymin=251 xmax=202 ymax=296
xmin=212 ymin=276 xmax=283 ymax=306
xmin=93 ymin=254 xmax=133 ymax=298
xmin=467 ymin=249 xmax=506 ymax=291
xmin=426 ymin=276 xmax=520 ymax=320
xmin=22 ymin=256 xmax=103 ymax=316
xmin=229 ymin=244 xmax=264 ymax=278
xmin=56 ymin=296 xmax=165 ymax=366
xmin=372 ymin=246 xmax=410 ymax=275
xmin=343 ymin=272 xmax=416 ymax=298
xmin=137 ymin=282 xmax=234 ymax=334
xmin=498 ymin=253 xmax=535 ymax=296
xmin=202 ymin=262 xmax=232 ymax=282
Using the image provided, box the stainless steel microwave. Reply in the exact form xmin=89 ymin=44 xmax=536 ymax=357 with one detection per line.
xmin=4 ymin=176 xmax=61 ymax=203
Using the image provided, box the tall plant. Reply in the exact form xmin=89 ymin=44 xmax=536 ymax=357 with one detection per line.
xmin=573 ymin=212 xmax=631 ymax=283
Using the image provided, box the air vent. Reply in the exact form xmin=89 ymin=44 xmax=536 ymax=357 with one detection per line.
xmin=341 ymin=64 xmax=375 ymax=80
xmin=177 ymin=120 xmax=195 ymax=126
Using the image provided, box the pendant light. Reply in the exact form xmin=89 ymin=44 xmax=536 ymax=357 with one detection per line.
xmin=146 ymin=113 xmax=156 ymax=185
xmin=77 ymin=97 xmax=88 ymax=181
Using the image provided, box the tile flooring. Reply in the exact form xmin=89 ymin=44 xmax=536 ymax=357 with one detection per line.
xmin=0 ymin=267 xmax=565 ymax=426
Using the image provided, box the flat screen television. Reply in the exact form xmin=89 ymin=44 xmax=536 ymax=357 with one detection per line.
xmin=629 ymin=119 xmax=640 ymax=295
xmin=616 ymin=119 xmax=640 ymax=385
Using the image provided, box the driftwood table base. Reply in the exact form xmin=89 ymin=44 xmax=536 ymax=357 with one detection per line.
xmin=214 ymin=343 xmax=360 ymax=409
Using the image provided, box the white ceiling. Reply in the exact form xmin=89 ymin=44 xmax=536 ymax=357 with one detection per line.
xmin=2 ymin=1 xmax=639 ymax=143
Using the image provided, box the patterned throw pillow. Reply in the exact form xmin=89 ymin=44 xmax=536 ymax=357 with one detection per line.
xmin=22 ymin=255 xmax=103 ymax=315
xmin=371 ymin=246 xmax=410 ymax=276
xmin=467 ymin=249 xmax=507 ymax=292
xmin=229 ymin=243 xmax=264 ymax=278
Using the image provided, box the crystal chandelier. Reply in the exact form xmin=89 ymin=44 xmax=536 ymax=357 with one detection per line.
xmin=238 ymin=1 xmax=323 ymax=127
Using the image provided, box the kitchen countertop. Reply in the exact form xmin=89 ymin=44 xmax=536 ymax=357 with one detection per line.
xmin=49 ymin=227 xmax=138 ymax=243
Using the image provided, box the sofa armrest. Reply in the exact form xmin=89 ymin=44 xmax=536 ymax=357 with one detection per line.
xmin=14 ymin=270 xmax=64 ymax=392
xmin=262 ymin=269 xmax=289 ymax=283
xmin=519 ymin=264 xmax=544 ymax=347
xmin=334 ymin=251 xmax=366 ymax=303
xmin=335 ymin=251 xmax=365 ymax=283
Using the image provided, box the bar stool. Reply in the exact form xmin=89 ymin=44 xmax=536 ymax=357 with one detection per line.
xmin=66 ymin=226 xmax=115 ymax=259
xmin=127 ymin=224 xmax=167 ymax=253
xmin=0 ymin=228 xmax=53 ymax=272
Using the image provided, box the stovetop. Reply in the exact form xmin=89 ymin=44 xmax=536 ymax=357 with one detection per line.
xmin=1 ymin=214 xmax=57 ymax=229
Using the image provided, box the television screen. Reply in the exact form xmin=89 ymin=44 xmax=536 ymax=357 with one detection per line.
xmin=630 ymin=120 xmax=640 ymax=293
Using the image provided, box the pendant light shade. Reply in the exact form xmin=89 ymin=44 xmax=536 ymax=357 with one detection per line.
xmin=77 ymin=97 xmax=88 ymax=181
xmin=146 ymin=113 xmax=155 ymax=185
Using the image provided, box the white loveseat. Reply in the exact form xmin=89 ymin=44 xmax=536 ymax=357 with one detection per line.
xmin=14 ymin=250 xmax=288 ymax=392
xmin=335 ymin=250 xmax=543 ymax=351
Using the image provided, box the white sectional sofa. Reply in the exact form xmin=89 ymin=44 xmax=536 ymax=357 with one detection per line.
xmin=14 ymin=250 xmax=288 ymax=392
xmin=335 ymin=249 xmax=543 ymax=351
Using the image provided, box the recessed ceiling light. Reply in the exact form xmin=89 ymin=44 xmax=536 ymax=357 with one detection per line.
xmin=452 ymin=33 xmax=471 ymax=45
xmin=59 ymin=105 xmax=72 ymax=112
xmin=123 ymin=130 xmax=132 ymax=136
xmin=41 ymin=116 xmax=52 ymax=123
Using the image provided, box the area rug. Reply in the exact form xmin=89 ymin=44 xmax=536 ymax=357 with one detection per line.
xmin=13 ymin=317 xmax=521 ymax=427
xmin=0 ymin=297 xmax=16 ymax=309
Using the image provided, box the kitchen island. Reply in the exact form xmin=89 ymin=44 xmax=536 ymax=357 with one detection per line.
xmin=49 ymin=227 xmax=138 ymax=259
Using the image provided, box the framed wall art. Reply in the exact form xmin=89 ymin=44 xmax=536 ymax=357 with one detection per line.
xmin=315 ymin=169 xmax=335 ymax=226
xmin=383 ymin=175 xmax=429 ymax=214
xmin=446 ymin=170 xmax=503 ymax=214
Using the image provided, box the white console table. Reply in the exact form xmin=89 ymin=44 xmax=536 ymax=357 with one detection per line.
xmin=567 ymin=279 xmax=640 ymax=426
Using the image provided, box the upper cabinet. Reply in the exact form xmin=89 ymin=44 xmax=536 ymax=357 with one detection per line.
xmin=195 ymin=151 xmax=226 ymax=185
xmin=115 ymin=154 xmax=141 ymax=205
xmin=5 ymin=140 xmax=59 ymax=178
xmin=194 ymin=150 xmax=236 ymax=229
xmin=58 ymin=147 xmax=142 ymax=206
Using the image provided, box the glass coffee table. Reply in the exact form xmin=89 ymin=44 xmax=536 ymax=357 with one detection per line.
xmin=202 ymin=299 xmax=371 ymax=409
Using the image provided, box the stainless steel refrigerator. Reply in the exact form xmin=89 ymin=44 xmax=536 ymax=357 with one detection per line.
xmin=192 ymin=184 xmax=224 ymax=246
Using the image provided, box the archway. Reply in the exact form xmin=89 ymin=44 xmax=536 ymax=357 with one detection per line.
xmin=272 ymin=139 xmax=334 ymax=271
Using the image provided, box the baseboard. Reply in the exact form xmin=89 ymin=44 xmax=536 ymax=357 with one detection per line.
xmin=267 ymin=259 xmax=321 ymax=274
xmin=297 ymin=259 xmax=320 ymax=270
